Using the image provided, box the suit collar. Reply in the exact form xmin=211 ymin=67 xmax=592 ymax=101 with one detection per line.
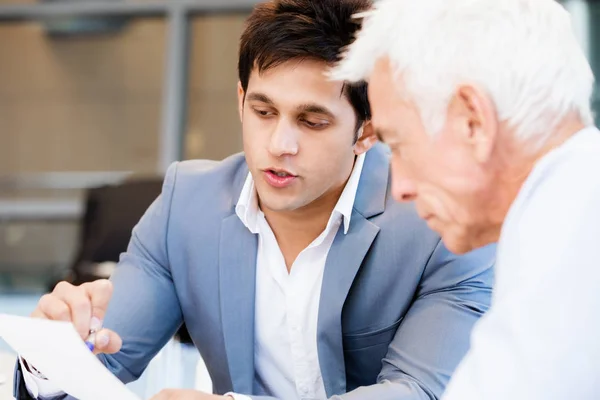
xmin=353 ymin=143 xmax=390 ymax=220
xmin=316 ymin=144 xmax=390 ymax=396
xmin=218 ymin=215 xmax=257 ymax=394
xmin=317 ymin=212 xmax=380 ymax=396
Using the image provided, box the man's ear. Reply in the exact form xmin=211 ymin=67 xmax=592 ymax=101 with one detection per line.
xmin=237 ymin=81 xmax=245 ymax=123
xmin=451 ymin=84 xmax=499 ymax=163
xmin=354 ymin=120 xmax=378 ymax=155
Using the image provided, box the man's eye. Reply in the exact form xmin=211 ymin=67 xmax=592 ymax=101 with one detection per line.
xmin=253 ymin=108 xmax=274 ymax=117
xmin=301 ymin=119 xmax=328 ymax=129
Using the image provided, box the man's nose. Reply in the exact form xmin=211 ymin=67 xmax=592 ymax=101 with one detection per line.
xmin=268 ymin=120 xmax=299 ymax=157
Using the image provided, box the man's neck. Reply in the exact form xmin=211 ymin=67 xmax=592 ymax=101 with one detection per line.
xmin=260 ymin=184 xmax=346 ymax=272
xmin=486 ymin=115 xmax=586 ymax=243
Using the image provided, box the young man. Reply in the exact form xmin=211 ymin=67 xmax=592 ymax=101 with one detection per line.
xmin=15 ymin=1 xmax=494 ymax=399
xmin=333 ymin=0 xmax=600 ymax=398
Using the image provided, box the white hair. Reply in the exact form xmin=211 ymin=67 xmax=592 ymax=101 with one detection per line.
xmin=331 ymin=0 xmax=595 ymax=145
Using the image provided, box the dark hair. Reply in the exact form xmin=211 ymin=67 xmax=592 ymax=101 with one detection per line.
xmin=238 ymin=0 xmax=372 ymax=138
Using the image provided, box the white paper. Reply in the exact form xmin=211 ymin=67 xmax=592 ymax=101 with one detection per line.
xmin=0 ymin=314 xmax=141 ymax=400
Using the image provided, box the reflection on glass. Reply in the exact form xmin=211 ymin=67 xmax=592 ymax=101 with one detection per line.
xmin=0 ymin=19 xmax=166 ymax=176
xmin=185 ymin=14 xmax=248 ymax=161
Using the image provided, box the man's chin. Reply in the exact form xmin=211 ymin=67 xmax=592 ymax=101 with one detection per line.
xmin=258 ymin=198 xmax=301 ymax=214
xmin=440 ymin=231 xmax=476 ymax=255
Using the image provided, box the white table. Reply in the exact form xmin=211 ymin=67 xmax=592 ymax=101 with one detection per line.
xmin=0 ymin=350 xmax=16 ymax=400
xmin=0 ymin=293 xmax=41 ymax=400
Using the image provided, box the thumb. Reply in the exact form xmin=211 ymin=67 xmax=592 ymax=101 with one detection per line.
xmin=92 ymin=328 xmax=122 ymax=355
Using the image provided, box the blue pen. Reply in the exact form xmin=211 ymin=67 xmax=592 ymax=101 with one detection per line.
xmin=85 ymin=329 xmax=97 ymax=352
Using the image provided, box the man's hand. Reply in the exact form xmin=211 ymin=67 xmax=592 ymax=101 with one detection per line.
xmin=30 ymin=279 xmax=122 ymax=355
xmin=150 ymin=390 xmax=234 ymax=400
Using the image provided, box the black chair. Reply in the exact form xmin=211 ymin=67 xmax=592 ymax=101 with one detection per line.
xmin=67 ymin=178 xmax=163 ymax=285
xmin=56 ymin=178 xmax=193 ymax=344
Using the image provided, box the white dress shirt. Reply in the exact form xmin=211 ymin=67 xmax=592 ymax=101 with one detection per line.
xmin=442 ymin=127 xmax=600 ymax=400
xmin=24 ymin=154 xmax=365 ymax=399
xmin=228 ymin=153 xmax=365 ymax=400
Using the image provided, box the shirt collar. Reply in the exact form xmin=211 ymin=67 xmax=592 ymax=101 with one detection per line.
xmin=235 ymin=152 xmax=366 ymax=235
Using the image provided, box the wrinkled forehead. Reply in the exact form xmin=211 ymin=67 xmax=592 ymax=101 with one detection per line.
xmin=368 ymin=60 xmax=414 ymax=138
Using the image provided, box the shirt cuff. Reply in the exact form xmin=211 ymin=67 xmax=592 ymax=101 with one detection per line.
xmin=224 ymin=392 xmax=252 ymax=400
xmin=19 ymin=357 xmax=64 ymax=398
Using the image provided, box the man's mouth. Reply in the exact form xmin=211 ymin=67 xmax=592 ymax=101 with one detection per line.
xmin=263 ymin=169 xmax=298 ymax=188
xmin=270 ymin=170 xmax=293 ymax=177
xmin=266 ymin=168 xmax=297 ymax=177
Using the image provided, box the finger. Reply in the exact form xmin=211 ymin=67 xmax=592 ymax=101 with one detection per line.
xmin=32 ymin=294 xmax=71 ymax=322
xmin=92 ymin=328 xmax=122 ymax=355
xmin=82 ymin=280 xmax=113 ymax=322
xmin=52 ymin=281 xmax=92 ymax=339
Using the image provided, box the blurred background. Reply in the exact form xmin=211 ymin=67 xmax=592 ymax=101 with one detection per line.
xmin=0 ymin=0 xmax=255 ymax=397
xmin=0 ymin=0 xmax=597 ymax=397
xmin=0 ymin=0 xmax=254 ymax=294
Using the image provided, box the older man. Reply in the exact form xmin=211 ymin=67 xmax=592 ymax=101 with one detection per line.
xmin=332 ymin=0 xmax=600 ymax=399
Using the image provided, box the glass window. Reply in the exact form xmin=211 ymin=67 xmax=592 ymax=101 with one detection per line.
xmin=184 ymin=14 xmax=248 ymax=161
xmin=0 ymin=18 xmax=167 ymax=290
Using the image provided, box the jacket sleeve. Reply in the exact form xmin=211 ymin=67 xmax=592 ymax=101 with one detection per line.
xmin=98 ymin=161 xmax=183 ymax=384
xmin=332 ymin=241 xmax=495 ymax=400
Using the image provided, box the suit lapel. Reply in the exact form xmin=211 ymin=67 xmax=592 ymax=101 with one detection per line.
xmin=317 ymin=144 xmax=390 ymax=397
xmin=219 ymin=213 xmax=258 ymax=394
xmin=317 ymin=213 xmax=380 ymax=397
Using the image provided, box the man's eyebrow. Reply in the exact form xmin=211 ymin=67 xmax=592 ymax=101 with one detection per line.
xmin=296 ymin=103 xmax=336 ymax=119
xmin=246 ymin=92 xmax=274 ymax=104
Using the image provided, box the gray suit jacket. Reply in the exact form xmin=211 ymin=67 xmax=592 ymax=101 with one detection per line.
xmin=14 ymin=144 xmax=495 ymax=400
